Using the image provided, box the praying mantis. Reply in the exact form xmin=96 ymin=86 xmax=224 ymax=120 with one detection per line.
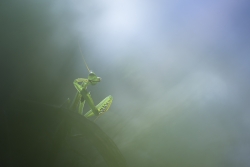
xmin=69 ymin=45 xmax=113 ymax=119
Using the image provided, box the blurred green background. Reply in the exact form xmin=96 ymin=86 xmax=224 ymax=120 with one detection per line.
xmin=1 ymin=0 xmax=250 ymax=166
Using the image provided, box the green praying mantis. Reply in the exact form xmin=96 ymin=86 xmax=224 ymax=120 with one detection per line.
xmin=69 ymin=45 xmax=113 ymax=119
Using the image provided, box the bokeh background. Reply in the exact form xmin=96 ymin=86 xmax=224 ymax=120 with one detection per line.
xmin=1 ymin=0 xmax=250 ymax=166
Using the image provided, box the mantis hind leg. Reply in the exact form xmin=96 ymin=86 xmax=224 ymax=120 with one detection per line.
xmin=84 ymin=95 xmax=113 ymax=118
xmin=78 ymin=100 xmax=85 ymax=115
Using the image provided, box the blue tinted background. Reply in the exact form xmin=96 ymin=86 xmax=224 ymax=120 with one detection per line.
xmin=1 ymin=0 xmax=250 ymax=166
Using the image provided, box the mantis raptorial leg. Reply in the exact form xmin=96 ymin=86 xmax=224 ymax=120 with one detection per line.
xmin=69 ymin=44 xmax=113 ymax=119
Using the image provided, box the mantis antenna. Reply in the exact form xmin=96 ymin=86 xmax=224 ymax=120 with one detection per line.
xmin=78 ymin=42 xmax=90 ymax=73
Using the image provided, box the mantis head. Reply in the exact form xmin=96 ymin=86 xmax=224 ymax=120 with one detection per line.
xmin=88 ymin=71 xmax=101 ymax=85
